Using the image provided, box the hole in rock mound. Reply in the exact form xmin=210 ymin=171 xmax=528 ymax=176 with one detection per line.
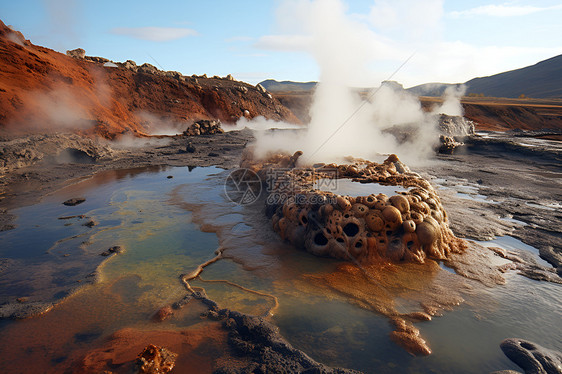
xmin=314 ymin=232 xmax=329 ymax=246
xmin=343 ymin=222 xmax=359 ymax=237
xmin=520 ymin=342 xmax=536 ymax=351
xmin=55 ymin=148 xmax=96 ymax=164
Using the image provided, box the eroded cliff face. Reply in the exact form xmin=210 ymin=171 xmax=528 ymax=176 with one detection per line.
xmin=0 ymin=20 xmax=299 ymax=139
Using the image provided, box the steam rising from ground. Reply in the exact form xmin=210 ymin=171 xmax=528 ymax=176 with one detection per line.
xmin=436 ymin=85 xmax=466 ymax=117
xmin=244 ymin=0 xmax=465 ymax=166
xmin=224 ymin=116 xmax=305 ymax=132
xmin=137 ymin=111 xmax=186 ymax=136
xmin=14 ymin=83 xmax=92 ymax=131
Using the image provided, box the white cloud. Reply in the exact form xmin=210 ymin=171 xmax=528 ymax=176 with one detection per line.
xmin=253 ymin=34 xmax=313 ymax=51
xmin=110 ymin=27 xmax=198 ymax=42
xmin=449 ymin=3 xmax=562 ymax=18
xmin=368 ymin=0 xmax=443 ymax=40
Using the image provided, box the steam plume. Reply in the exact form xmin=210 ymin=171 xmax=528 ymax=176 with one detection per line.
xmin=244 ymin=0 xmax=461 ymax=166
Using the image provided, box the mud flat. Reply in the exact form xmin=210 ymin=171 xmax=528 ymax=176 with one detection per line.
xmin=0 ymin=130 xmax=254 ymax=231
xmin=416 ymin=132 xmax=561 ymax=273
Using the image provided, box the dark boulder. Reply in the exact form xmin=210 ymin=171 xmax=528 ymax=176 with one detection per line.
xmin=500 ymin=338 xmax=562 ymax=374
xmin=63 ymin=197 xmax=86 ymax=206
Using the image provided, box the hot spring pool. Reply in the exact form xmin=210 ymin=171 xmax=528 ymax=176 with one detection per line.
xmin=0 ymin=166 xmax=560 ymax=373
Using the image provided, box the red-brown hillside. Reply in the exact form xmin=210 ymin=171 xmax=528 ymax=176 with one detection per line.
xmin=0 ymin=20 xmax=299 ymax=138
xmin=420 ymin=96 xmax=562 ymax=132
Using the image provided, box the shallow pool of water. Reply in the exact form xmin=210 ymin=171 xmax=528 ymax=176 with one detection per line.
xmin=0 ymin=166 xmax=560 ymax=373
xmin=315 ymin=178 xmax=410 ymax=197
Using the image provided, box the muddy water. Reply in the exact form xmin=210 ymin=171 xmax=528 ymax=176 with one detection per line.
xmin=0 ymin=166 xmax=560 ymax=373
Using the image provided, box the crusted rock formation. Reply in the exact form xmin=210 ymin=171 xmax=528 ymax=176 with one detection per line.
xmin=438 ymin=114 xmax=475 ymax=153
xmin=439 ymin=114 xmax=475 ymax=137
xmin=241 ymin=150 xmax=466 ymax=264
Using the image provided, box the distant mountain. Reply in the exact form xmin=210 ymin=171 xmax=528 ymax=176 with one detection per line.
xmin=406 ymin=83 xmax=457 ymax=97
xmin=263 ymin=54 xmax=562 ymax=98
xmin=259 ymin=79 xmax=317 ymax=92
xmin=464 ymin=54 xmax=562 ymax=98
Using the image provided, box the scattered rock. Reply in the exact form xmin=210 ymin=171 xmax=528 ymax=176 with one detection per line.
xmin=226 ymin=74 xmax=235 ymax=81
xmin=135 ymin=344 xmax=177 ymax=374
xmin=63 ymin=197 xmax=86 ymax=206
xmin=83 ymin=219 xmax=98 ymax=227
xmin=439 ymin=135 xmax=464 ymax=154
xmin=100 ymin=246 xmax=125 ymax=257
xmin=138 ymin=63 xmax=159 ymax=75
xmin=84 ymin=56 xmax=110 ymax=64
xmin=66 ymin=48 xmax=85 ymax=59
xmin=171 ymin=294 xmax=193 ymax=310
xmin=120 ymin=59 xmax=138 ymax=71
xmin=201 ymin=310 xmax=222 ymax=320
xmin=256 ymin=83 xmax=267 ymax=94
xmin=185 ymin=142 xmax=196 ymax=153
xmin=152 ymin=306 xmax=173 ymax=322
xmin=500 ymin=338 xmax=562 ymax=374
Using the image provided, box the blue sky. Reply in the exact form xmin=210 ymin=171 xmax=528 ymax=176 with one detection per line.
xmin=1 ymin=0 xmax=561 ymax=87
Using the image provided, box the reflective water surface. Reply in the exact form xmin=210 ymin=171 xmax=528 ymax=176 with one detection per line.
xmin=0 ymin=166 xmax=560 ymax=373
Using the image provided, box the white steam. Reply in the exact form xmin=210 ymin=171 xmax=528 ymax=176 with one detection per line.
xmin=243 ymin=0 xmax=462 ymax=166
xmin=17 ymin=84 xmax=92 ymax=131
xmin=109 ymin=133 xmax=172 ymax=149
xmin=137 ymin=111 xmax=186 ymax=136
xmin=224 ymin=116 xmax=305 ymax=132
xmin=436 ymin=85 xmax=466 ymax=117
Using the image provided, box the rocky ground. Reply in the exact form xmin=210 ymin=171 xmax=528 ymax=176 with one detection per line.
xmin=417 ymin=134 xmax=562 ymax=274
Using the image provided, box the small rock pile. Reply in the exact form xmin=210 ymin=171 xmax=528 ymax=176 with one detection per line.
xmin=183 ymin=119 xmax=224 ymax=136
